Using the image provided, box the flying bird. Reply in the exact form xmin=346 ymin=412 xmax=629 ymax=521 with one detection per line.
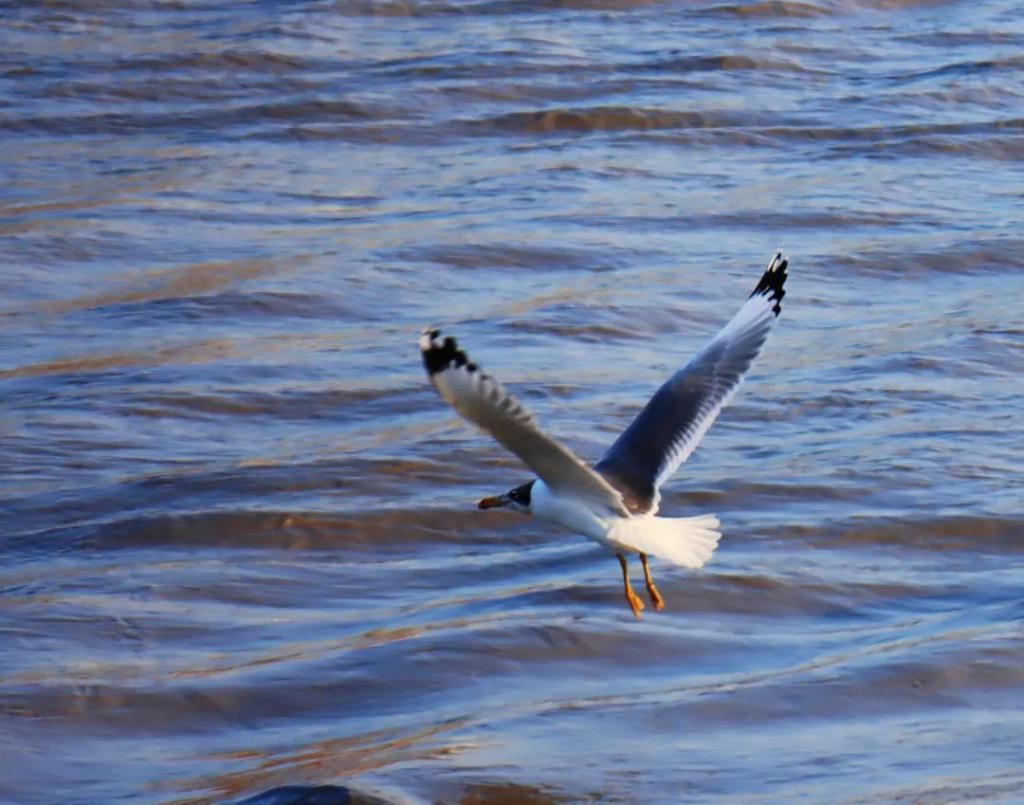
xmin=420 ymin=252 xmax=788 ymax=617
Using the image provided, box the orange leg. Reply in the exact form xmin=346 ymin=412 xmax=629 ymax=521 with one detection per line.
xmin=640 ymin=552 xmax=665 ymax=611
xmin=617 ymin=552 xmax=645 ymax=618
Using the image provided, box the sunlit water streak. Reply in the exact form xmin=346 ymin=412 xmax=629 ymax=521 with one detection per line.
xmin=2 ymin=0 xmax=1023 ymax=802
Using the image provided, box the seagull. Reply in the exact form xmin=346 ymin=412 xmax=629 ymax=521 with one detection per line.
xmin=420 ymin=252 xmax=787 ymax=617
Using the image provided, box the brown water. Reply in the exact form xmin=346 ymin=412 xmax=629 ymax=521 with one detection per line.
xmin=3 ymin=1 xmax=1024 ymax=802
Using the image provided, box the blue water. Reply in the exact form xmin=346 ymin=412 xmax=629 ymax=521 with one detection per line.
xmin=2 ymin=0 xmax=1023 ymax=802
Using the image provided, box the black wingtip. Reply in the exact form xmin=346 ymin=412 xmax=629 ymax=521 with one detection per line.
xmin=419 ymin=328 xmax=474 ymax=376
xmin=749 ymin=251 xmax=788 ymax=316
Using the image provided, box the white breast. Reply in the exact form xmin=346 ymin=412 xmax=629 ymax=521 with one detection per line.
xmin=530 ymin=479 xmax=620 ymax=546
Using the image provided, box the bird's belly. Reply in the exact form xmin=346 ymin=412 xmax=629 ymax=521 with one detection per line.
xmin=546 ymin=506 xmax=613 ymax=542
xmin=531 ymin=484 xmax=619 ymax=546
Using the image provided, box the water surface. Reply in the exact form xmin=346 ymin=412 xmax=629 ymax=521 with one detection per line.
xmin=2 ymin=0 xmax=1024 ymax=802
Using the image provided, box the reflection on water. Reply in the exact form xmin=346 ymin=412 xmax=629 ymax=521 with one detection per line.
xmin=2 ymin=0 xmax=1023 ymax=801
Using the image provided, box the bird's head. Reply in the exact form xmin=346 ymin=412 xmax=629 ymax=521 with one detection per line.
xmin=478 ymin=480 xmax=535 ymax=514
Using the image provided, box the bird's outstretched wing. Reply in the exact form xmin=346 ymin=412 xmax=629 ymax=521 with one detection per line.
xmin=420 ymin=329 xmax=630 ymax=516
xmin=594 ymin=252 xmax=788 ymax=514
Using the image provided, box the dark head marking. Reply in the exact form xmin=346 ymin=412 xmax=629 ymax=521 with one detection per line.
xmin=507 ymin=480 xmax=535 ymax=506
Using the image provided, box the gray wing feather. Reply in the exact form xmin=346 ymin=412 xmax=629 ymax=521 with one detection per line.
xmin=420 ymin=330 xmax=630 ymax=516
xmin=595 ymin=253 xmax=788 ymax=513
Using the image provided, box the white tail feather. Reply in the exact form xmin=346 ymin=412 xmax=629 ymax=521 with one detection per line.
xmin=608 ymin=514 xmax=721 ymax=568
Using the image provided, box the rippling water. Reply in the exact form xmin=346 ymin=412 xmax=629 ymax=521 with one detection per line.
xmin=3 ymin=0 xmax=1024 ymax=802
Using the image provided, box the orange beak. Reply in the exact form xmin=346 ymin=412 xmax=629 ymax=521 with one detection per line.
xmin=478 ymin=494 xmax=508 ymax=510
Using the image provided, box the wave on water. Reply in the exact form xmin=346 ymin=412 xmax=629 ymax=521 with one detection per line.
xmin=466 ymin=106 xmax=767 ymax=134
xmin=704 ymin=0 xmax=830 ymax=17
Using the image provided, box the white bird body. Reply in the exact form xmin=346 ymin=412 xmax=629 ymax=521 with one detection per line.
xmin=529 ymin=477 xmax=616 ymax=545
xmin=530 ymin=478 xmax=721 ymax=569
xmin=420 ymin=252 xmax=788 ymax=616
